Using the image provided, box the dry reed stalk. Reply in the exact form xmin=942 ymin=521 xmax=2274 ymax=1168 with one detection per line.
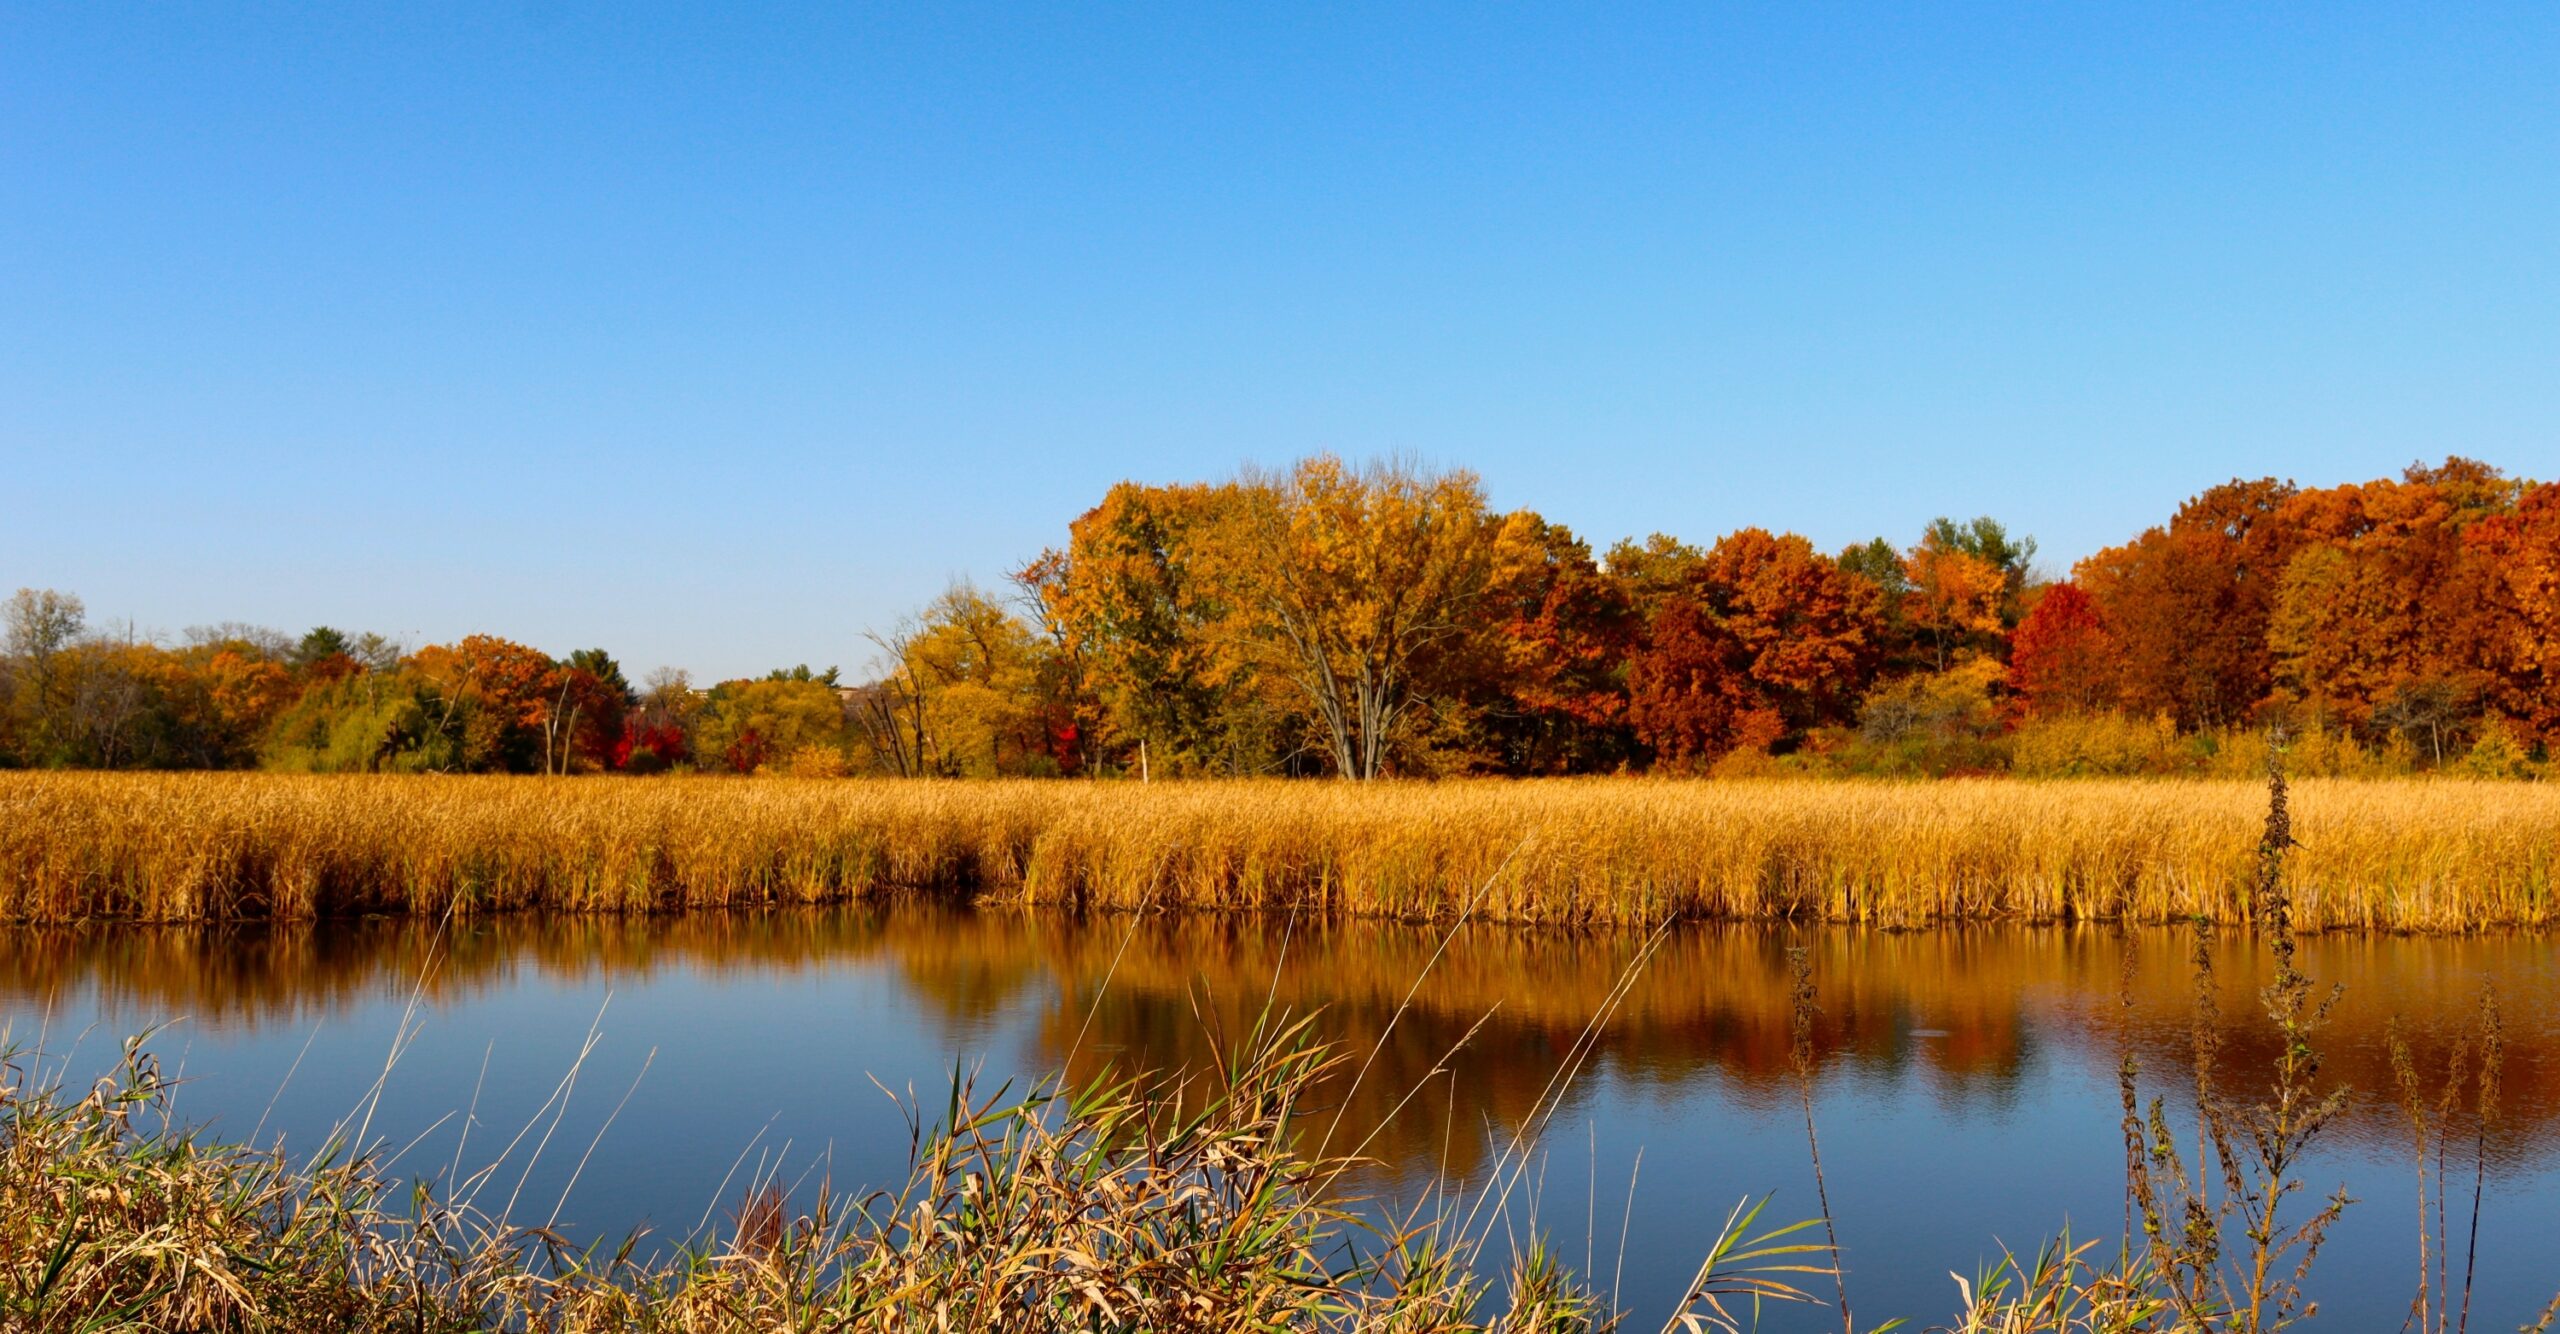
xmin=0 ymin=768 xmax=2549 ymax=926
xmin=2 ymin=772 xmax=2555 ymax=929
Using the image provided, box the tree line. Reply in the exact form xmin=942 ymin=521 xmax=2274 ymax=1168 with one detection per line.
xmin=5 ymin=454 xmax=2553 ymax=780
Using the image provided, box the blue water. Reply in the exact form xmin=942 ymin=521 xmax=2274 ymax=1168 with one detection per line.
xmin=4 ymin=909 xmax=2555 ymax=1327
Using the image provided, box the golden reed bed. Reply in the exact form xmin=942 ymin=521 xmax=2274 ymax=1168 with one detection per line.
xmin=0 ymin=772 xmax=2552 ymax=929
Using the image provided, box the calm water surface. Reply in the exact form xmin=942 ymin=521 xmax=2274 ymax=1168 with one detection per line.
xmin=5 ymin=908 xmax=2557 ymax=1327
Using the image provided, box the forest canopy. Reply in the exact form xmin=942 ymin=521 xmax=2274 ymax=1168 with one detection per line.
xmin=6 ymin=454 xmax=2554 ymax=780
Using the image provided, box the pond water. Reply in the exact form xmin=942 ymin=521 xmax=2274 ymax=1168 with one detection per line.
xmin=5 ymin=908 xmax=2557 ymax=1327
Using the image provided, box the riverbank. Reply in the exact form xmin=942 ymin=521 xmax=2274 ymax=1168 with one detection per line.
xmin=2 ymin=772 xmax=2553 ymax=929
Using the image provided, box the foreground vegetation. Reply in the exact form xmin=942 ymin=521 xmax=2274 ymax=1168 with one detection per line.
xmin=4 ymin=1016 xmax=1752 ymax=1332
xmin=4 ymin=771 xmax=2556 ymax=930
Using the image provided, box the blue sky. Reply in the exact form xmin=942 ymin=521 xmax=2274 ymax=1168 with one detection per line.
xmin=5 ymin=3 xmax=2554 ymax=679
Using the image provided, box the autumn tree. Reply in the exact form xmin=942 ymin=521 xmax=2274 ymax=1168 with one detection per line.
xmin=1701 ymin=528 xmax=1884 ymax=724
xmin=1011 ymin=550 xmax=1099 ymax=774
xmin=410 ymin=635 xmax=563 ymax=771
xmin=3 ymin=588 xmax=87 ymax=765
xmin=542 ymin=648 xmax=635 ymax=774
xmin=1201 ymin=456 xmax=1512 ymax=780
xmin=908 ymin=584 xmax=1058 ymax=776
xmin=621 ymin=667 xmax=699 ymax=772
xmin=2004 ymin=581 xmax=2119 ymax=717
xmin=1904 ymin=522 xmax=2018 ymax=671
xmin=1921 ymin=517 xmax=2037 ymax=612
xmin=845 ymin=584 xmax=1071 ymax=777
xmin=2264 ymin=465 xmax=2509 ymax=732
xmin=1050 ymin=481 xmax=1286 ymax=775
xmin=847 ymin=627 xmax=930 ymax=778
xmin=1626 ymin=528 xmax=1882 ymax=766
xmin=1625 ymin=598 xmax=1767 ymax=766
xmin=2407 ymin=455 xmax=2525 ymax=522
xmin=2076 ymin=478 xmax=2300 ymax=728
xmin=137 ymin=639 xmax=297 ymax=767
xmin=2458 ymin=480 xmax=2560 ymax=748
xmin=694 ymin=672 xmax=847 ymax=774
xmin=1481 ymin=516 xmax=1636 ymax=773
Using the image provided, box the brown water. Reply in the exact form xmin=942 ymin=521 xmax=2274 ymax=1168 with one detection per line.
xmin=5 ymin=908 xmax=2557 ymax=1325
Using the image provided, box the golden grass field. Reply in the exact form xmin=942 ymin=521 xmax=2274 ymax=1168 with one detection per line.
xmin=1 ymin=771 xmax=2553 ymax=929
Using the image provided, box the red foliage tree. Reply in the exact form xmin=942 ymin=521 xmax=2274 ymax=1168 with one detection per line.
xmin=1626 ymin=597 xmax=1763 ymax=766
xmin=2076 ymin=477 xmax=2299 ymax=728
xmin=2005 ymin=582 xmax=2119 ymax=717
xmin=1626 ymin=528 xmax=1881 ymax=766
xmin=1487 ymin=516 xmax=1636 ymax=772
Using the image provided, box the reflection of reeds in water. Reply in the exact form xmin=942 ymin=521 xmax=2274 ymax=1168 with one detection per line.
xmin=9 ymin=909 xmax=2558 ymax=1182
xmin=5 ymin=772 xmax=2558 ymax=929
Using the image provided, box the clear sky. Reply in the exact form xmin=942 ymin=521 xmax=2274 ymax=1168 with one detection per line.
xmin=5 ymin=4 xmax=2554 ymax=680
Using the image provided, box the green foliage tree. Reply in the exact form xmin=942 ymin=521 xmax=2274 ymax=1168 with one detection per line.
xmin=4 ymin=588 xmax=87 ymax=765
xmin=292 ymin=626 xmax=353 ymax=672
xmin=694 ymin=675 xmax=848 ymax=774
xmin=261 ymin=670 xmax=472 ymax=773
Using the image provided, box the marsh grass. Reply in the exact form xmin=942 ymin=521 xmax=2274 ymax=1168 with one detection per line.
xmin=5 ymin=773 xmax=2557 ymax=929
xmin=1934 ymin=741 xmax=2558 ymax=1333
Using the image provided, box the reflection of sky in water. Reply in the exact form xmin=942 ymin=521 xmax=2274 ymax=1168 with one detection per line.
xmin=4 ymin=910 xmax=2557 ymax=1327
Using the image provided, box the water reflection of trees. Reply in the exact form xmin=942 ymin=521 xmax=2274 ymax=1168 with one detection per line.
xmin=2 ymin=911 xmax=2551 ymax=1177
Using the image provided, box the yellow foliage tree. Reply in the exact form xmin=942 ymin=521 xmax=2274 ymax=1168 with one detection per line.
xmin=693 ymin=676 xmax=847 ymax=774
xmin=1203 ymin=456 xmax=1517 ymax=780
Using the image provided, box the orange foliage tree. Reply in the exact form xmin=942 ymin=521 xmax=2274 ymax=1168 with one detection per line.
xmin=410 ymin=635 xmax=562 ymax=771
xmin=1904 ymin=537 xmax=2008 ymax=671
xmin=2461 ymin=480 xmax=2560 ymax=746
xmin=2076 ymin=478 xmax=2300 ymax=729
xmin=2264 ymin=465 xmax=2509 ymax=730
xmin=1482 ymin=515 xmax=1635 ymax=773
xmin=141 ymin=644 xmax=298 ymax=767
